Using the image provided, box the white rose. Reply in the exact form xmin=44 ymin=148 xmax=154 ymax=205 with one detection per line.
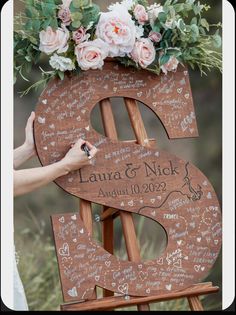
xmin=147 ymin=3 xmax=164 ymax=26
xmin=134 ymin=4 xmax=148 ymax=25
xmin=108 ymin=0 xmax=135 ymax=11
xmin=39 ymin=26 xmax=69 ymax=55
xmin=49 ymin=53 xmax=75 ymax=72
xmin=75 ymin=39 xmax=109 ymax=71
xmin=130 ymin=38 xmax=156 ymax=69
xmin=95 ymin=6 xmax=136 ymax=57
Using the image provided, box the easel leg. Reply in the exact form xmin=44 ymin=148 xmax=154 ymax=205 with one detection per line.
xmin=188 ymin=296 xmax=204 ymax=311
xmin=80 ymin=198 xmax=97 ymax=299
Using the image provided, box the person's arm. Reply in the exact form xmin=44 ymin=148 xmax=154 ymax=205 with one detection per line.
xmin=14 ymin=112 xmax=36 ymax=169
xmin=14 ymin=139 xmax=97 ymax=197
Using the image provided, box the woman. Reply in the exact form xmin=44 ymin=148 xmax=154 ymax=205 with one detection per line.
xmin=13 ymin=111 xmax=98 ymax=310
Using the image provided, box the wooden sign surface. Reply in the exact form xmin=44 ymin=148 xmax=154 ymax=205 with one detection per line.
xmin=34 ymin=62 xmax=221 ymax=302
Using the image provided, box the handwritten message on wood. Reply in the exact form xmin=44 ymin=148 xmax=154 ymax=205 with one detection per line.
xmin=35 ymin=62 xmax=221 ymax=302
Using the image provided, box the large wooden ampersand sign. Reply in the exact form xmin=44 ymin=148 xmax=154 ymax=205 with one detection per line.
xmin=34 ymin=62 xmax=222 ymax=302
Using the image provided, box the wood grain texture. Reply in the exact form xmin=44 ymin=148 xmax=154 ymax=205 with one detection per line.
xmin=60 ymin=282 xmax=218 ymax=311
xmin=35 ymin=62 xmax=221 ymax=303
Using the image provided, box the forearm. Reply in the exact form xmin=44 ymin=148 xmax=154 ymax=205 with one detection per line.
xmin=14 ymin=143 xmax=35 ymax=169
xmin=14 ymin=160 xmax=73 ymax=197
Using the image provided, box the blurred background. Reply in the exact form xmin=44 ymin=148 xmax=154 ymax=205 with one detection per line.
xmin=14 ymin=0 xmax=222 ymax=311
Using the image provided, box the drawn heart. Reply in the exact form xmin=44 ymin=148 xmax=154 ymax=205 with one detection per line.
xmin=214 ymin=240 xmax=219 ymax=245
xmin=213 ymin=213 xmax=218 ymax=218
xmin=184 ymin=256 xmax=189 ymax=260
xmin=50 ymin=141 xmax=56 ymax=146
xmin=68 ymin=178 xmax=74 ymax=183
xmin=138 ymin=271 xmax=148 ymax=281
xmin=42 ymin=99 xmax=47 ymax=104
xmin=203 ymin=180 xmax=208 ymax=186
xmin=104 ymin=84 xmax=108 ymax=90
xmin=118 ymin=283 xmax=128 ymax=295
xmin=43 ymin=146 xmax=48 ymax=151
xmin=79 ymin=228 xmax=84 ymax=234
xmin=59 ymin=243 xmax=70 ymax=256
xmin=113 ymin=87 xmax=117 ymax=92
xmin=184 ymin=93 xmax=190 ymax=99
xmin=157 ymin=257 xmax=163 ymax=265
xmin=85 ymin=126 xmax=90 ymax=131
xmin=184 ymin=71 xmax=188 ymax=76
xmin=197 ymin=237 xmax=201 ymax=243
xmin=146 ymin=288 xmax=151 ymax=294
xmin=150 ymin=199 xmax=156 ymax=204
xmin=38 ymin=116 xmax=45 ymax=124
xmin=128 ymin=200 xmax=134 ymax=207
xmin=194 ymin=265 xmax=201 ymax=272
xmin=137 ymin=92 xmax=143 ymax=97
xmin=49 ymin=124 xmax=55 ymax=129
xmin=71 ymin=214 xmax=77 ymax=220
xmin=207 ymin=192 xmax=212 ymax=199
xmin=173 ymin=259 xmax=182 ymax=269
xmin=95 ymin=276 xmax=100 ymax=281
xmin=76 ymin=116 xmax=81 ymax=121
xmin=177 ymin=240 xmax=182 ymax=246
xmin=67 ymin=286 xmax=78 ymax=297
xmin=155 ymin=152 xmax=159 ymax=157
xmin=157 ymin=196 xmax=162 ymax=200
xmin=166 ymin=284 xmax=172 ymax=291
xmin=201 ymin=266 xmax=205 ymax=271
xmin=151 ymin=210 xmax=156 ymax=217
xmin=190 ymin=128 xmax=194 ymax=134
xmin=177 ymin=88 xmax=183 ymax=94
xmin=73 ymin=238 xmax=77 ymax=243
xmin=120 ymin=202 xmax=125 ymax=207
xmin=81 ymin=109 xmax=86 ymax=114
xmin=105 ymin=261 xmax=111 ymax=267
xmin=152 ymin=102 xmax=158 ymax=107
xmin=139 ymin=199 xmax=144 ymax=204
xmin=59 ymin=216 xmax=64 ymax=223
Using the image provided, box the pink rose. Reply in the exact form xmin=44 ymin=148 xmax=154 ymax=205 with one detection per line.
xmin=58 ymin=7 xmax=71 ymax=26
xmin=75 ymin=39 xmax=109 ymax=71
xmin=160 ymin=54 xmax=179 ymax=74
xmin=72 ymin=27 xmax=90 ymax=44
xmin=130 ymin=38 xmax=156 ymax=68
xmin=148 ymin=31 xmax=162 ymax=43
xmin=95 ymin=6 xmax=136 ymax=57
xmin=134 ymin=4 xmax=148 ymax=25
xmin=39 ymin=26 xmax=69 ymax=55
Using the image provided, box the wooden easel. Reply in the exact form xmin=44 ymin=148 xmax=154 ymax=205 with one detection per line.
xmin=61 ymin=97 xmax=219 ymax=311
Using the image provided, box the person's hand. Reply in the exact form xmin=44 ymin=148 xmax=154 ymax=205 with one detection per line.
xmin=60 ymin=139 xmax=98 ymax=173
xmin=23 ymin=111 xmax=36 ymax=157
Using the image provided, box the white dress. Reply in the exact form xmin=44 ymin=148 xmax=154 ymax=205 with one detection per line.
xmin=13 ymin=248 xmax=29 ymax=311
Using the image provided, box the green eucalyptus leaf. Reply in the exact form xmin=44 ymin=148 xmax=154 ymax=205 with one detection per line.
xmin=177 ymin=19 xmax=186 ymax=32
xmin=200 ymin=18 xmax=209 ymax=31
xmin=32 ymin=20 xmax=41 ymax=32
xmin=72 ymin=20 xmax=81 ymax=28
xmin=174 ymin=3 xmax=184 ymax=12
xmin=159 ymin=54 xmax=170 ymax=66
xmin=50 ymin=18 xmax=58 ymax=30
xmin=71 ymin=11 xmax=83 ymax=21
xmin=191 ymin=24 xmax=199 ymax=37
xmin=57 ymin=71 xmax=65 ymax=80
xmin=212 ymin=34 xmax=222 ymax=48
xmin=190 ymin=17 xmax=197 ymax=25
xmin=72 ymin=0 xmax=83 ymax=9
xmin=82 ymin=4 xmax=100 ymax=27
xmin=158 ymin=12 xmax=167 ymax=23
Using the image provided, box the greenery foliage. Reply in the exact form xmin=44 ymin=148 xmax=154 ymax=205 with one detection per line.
xmin=14 ymin=0 xmax=222 ymax=95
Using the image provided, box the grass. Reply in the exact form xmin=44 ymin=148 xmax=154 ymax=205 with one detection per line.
xmin=15 ymin=209 xmax=222 ymax=311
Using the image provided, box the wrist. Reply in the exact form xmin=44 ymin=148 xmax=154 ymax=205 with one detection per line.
xmin=55 ymin=159 xmax=73 ymax=176
xmin=22 ymin=142 xmax=35 ymax=158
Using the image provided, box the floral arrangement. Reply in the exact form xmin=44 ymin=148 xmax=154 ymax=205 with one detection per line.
xmin=14 ymin=0 xmax=222 ymax=95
